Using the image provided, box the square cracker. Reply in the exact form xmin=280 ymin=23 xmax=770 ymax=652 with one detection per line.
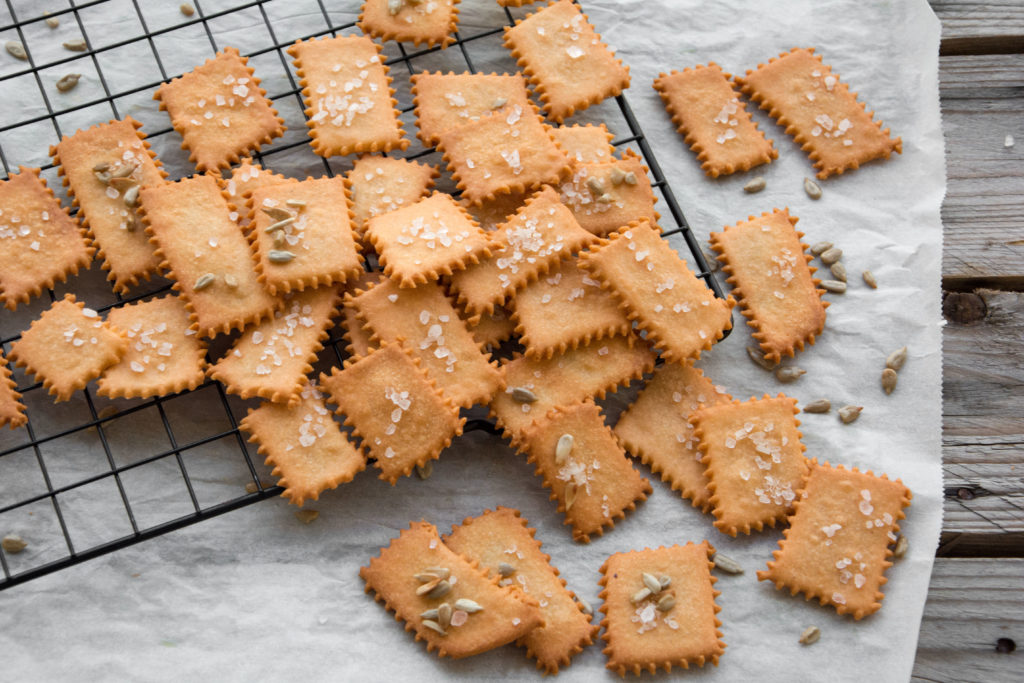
xmin=0 ymin=349 xmax=27 ymax=429
xmin=360 ymin=521 xmax=544 ymax=659
xmin=320 ymin=343 xmax=465 ymax=484
xmin=240 ymin=383 xmax=367 ymax=507
xmin=154 ymin=47 xmax=284 ymax=173
xmin=758 ymin=460 xmax=912 ymax=620
xmin=613 ymin=362 xmax=731 ymax=513
xmin=139 ymin=174 xmax=279 ymax=338
xmin=444 ymin=507 xmax=598 ymax=673
xmin=599 ymin=542 xmax=725 ymax=676
xmin=711 ymin=208 xmax=827 ymax=363
xmin=98 ymin=295 xmax=207 ymax=400
xmin=358 ymin=0 xmax=461 ymax=49
xmin=9 ymin=295 xmax=126 ymax=402
xmin=519 ymin=400 xmax=651 ymax=543
xmin=737 ymin=47 xmax=901 ymax=179
xmin=691 ymin=394 xmax=810 ymax=536
xmin=549 ymin=123 xmax=616 ymax=165
xmin=411 ymin=71 xmax=533 ymax=147
xmin=653 ymin=64 xmax=777 ymax=178
xmin=503 ymin=0 xmax=630 ymax=123
xmin=287 ymin=35 xmax=408 ymax=158
xmin=345 ymin=155 xmax=438 ymax=236
xmin=221 ymin=158 xmax=291 ymax=209
xmin=435 ymin=103 xmax=571 ymax=206
xmin=0 ymin=167 xmax=93 ymax=310
xmin=558 ymin=154 xmax=658 ymax=237
xmin=579 ymin=219 xmax=734 ymax=363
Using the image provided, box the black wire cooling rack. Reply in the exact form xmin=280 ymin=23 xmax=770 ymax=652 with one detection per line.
xmin=0 ymin=0 xmax=728 ymax=591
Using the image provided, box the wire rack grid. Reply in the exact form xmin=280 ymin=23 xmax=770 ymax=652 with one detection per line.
xmin=0 ymin=0 xmax=728 ymax=592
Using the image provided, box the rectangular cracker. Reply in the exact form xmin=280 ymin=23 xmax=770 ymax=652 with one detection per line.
xmin=710 ymin=208 xmax=827 ymax=363
xmin=97 ymin=295 xmax=207 ymax=400
xmin=345 ymin=155 xmax=438 ymax=236
xmin=347 ymin=278 xmax=503 ymax=408
xmin=411 ymin=71 xmax=534 ymax=147
xmin=737 ymin=47 xmax=901 ymax=179
xmin=139 ymin=174 xmax=279 ymax=338
xmin=248 ymin=176 xmax=364 ymax=295
xmin=208 ymin=285 xmax=340 ymax=406
xmin=221 ymin=158 xmax=292 ymax=228
xmin=653 ymin=63 xmax=777 ymax=177
xmin=320 ymin=343 xmax=464 ymax=484
xmin=599 ymin=542 xmax=725 ymax=676
xmin=444 ymin=507 xmax=598 ymax=673
xmin=358 ymin=0 xmax=461 ymax=49
xmin=758 ymin=460 xmax=912 ymax=620
xmin=691 ymin=394 xmax=810 ymax=536
xmin=613 ymin=362 xmax=731 ymax=512
xmin=239 ymin=383 xmax=367 ymax=506
xmin=360 ymin=521 xmax=544 ymax=659
xmin=0 ymin=349 xmax=27 ymax=429
xmin=519 ymin=400 xmax=651 ymax=542
xmin=287 ymin=35 xmax=408 ymax=158
xmin=51 ymin=117 xmax=165 ymax=293
xmin=549 ymin=123 xmax=616 ymax=164
xmin=503 ymin=0 xmax=630 ymax=123
xmin=0 ymin=166 xmax=93 ymax=310
xmin=558 ymin=154 xmax=659 ymax=237
xmin=579 ymin=219 xmax=734 ymax=363
xmin=339 ymin=270 xmax=381 ymax=357
xmin=468 ymin=306 xmax=516 ymax=351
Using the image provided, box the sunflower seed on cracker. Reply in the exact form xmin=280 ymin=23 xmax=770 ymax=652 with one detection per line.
xmin=510 ymin=386 xmax=537 ymax=403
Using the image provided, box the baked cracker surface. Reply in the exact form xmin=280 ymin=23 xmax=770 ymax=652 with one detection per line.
xmin=411 ymin=71 xmax=533 ymax=147
xmin=549 ymin=123 xmax=616 ymax=165
xmin=358 ymin=0 xmax=461 ymax=49
xmin=345 ymin=155 xmax=438 ymax=235
xmin=557 ymin=154 xmax=659 ymax=237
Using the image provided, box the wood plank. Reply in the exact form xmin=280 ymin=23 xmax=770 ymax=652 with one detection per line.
xmin=930 ymin=0 xmax=1024 ymax=54
xmin=914 ymin=558 xmax=1023 ymax=681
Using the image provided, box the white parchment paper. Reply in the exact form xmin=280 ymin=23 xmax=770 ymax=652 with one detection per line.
xmin=0 ymin=0 xmax=944 ymax=680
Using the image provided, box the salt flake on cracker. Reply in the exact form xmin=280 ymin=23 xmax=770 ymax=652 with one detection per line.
xmin=345 ymin=156 xmax=438 ymax=239
xmin=411 ymin=71 xmax=533 ymax=147
xmin=358 ymin=0 xmax=461 ymax=50
xmin=558 ymin=153 xmax=659 ymax=237
xmin=0 ymin=349 xmax=27 ymax=429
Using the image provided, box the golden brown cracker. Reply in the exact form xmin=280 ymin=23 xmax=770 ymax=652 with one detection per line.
xmin=358 ymin=0 xmax=461 ymax=49
xmin=711 ymin=208 xmax=827 ymax=363
xmin=519 ymin=400 xmax=651 ymax=543
xmin=345 ymin=155 xmax=438 ymax=236
xmin=0 ymin=349 xmax=27 ymax=429
xmin=9 ymin=295 xmax=126 ymax=402
xmin=599 ymin=542 xmax=725 ymax=675
xmin=549 ymin=123 xmax=616 ymax=164
xmin=339 ymin=270 xmax=382 ymax=357
xmin=287 ymin=35 xmax=408 ymax=158
xmin=320 ymin=343 xmax=465 ymax=484
xmin=503 ymin=0 xmax=630 ymax=123
xmin=558 ymin=154 xmax=659 ymax=238
xmin=240 ymin=383 xmax=367 ymax=506
xmin=360 ymin=521 xmax=544 ymax=659
xmin=97 ymin=295 xmax=206 ymax=399
xmin=411 ymin=71 xmax=533 ymax=147
xmin=692 ymin=394 xmax=810 ymax=537
xmin=445 ymin=507 xmax=598 ymax=673
xmin=758 ymin=460 xmax=912 ymax=620
xmin=462 ymin=191 xmax=532 ymax=232
xmin=0 ymin=167 xmax=93 ymax=310
xmin=468 ymin=306 xmax=516 ymax=350
xmin=737 ymin=47 xmax=901 ymax=179
xmin=653 ymin=64 xmax=777 ymax=178
xmin=154 ymin=47 xmax=285 ymax=173
xmin=497 ymin=0 xmax=540 ymax=6
xmin=221 ymin=158 xmax=291 ymax=207
xmin=613 ymin=362 xmax=731 ymax=513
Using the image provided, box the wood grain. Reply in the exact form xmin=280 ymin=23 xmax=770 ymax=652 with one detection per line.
xmin=931 ymin=0 xmax=1024 ymax=54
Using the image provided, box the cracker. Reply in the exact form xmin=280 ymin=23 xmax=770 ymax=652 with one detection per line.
xmin=468 ymin=306 xmax=516 ymax=350
xmin=710 ymin=208 xmax=827 ymax=363
xmin=653 ymin=64 xmax=776 ymax=178
xmin=737 ymin=47 xmax=902 ymax=179
xmin=8 ymin=295 xmax=126 ymax=402
xmin=497 ymin=0 xmax=540 ymax=6
xmin=503 ymin=0 xmax=630 ymax=123
xmin=209 ymin=285 xmax=340 ymax=406
xmin=579 ymin=220 xmax=734 ymax=363
xmin=0 ymin=167 xmax=93 ymax=310
xmin=512 ymin=257 xmax=630 ymax=358
xmin=448 ymin=185 xmax=596 ymax=317
xmin=0 ymin=349 xmax=27 ymax=429
xmin=347 ymin=277 xmax=503 ymax=408
xmin=758 ymin=460 xmax=912 ymax=620
xmin=691 ymin=394 xmax=810 ymax=537
xmin=490 ymin=334 xmax=655 ymax=445
xmin=154 ymin=47 xmax=285 ymax=173
xmin=558 ymin=154 xmax=659 ymax=237
xmin=519 ymin=400 xmax=651 ymax=543
xmin=462 ymin=191 xmax=532 ymax=232
xmin=339 ymin=270 xmax=382 ymax=357
xmin=51 ymin=117 xmax=165 ymax=293
xmin=248 ymin=176 xmax=364 ymax=295
xmin=97 ymin=295 xmax=207 ymax=400
xmin=364 ymin=191 xmax=496 ymax=288
xmin=444 ymin=507 xmax=598 ymax=673
xmin=345 ymin=156 xmax=438 ymax=237
xmin=320 ymin=343 xmax=465 ymax=484
xmin=239 ymin=383 xmax=367 ymax=506
xmin=549 ymin=123 xmax=616 ymax=164
xmin=410 ymin=71 xmax=533 ymax=147
xmin=435 ymin=103 xmax=571 ymax=206
xmin=221 ymin=158 xmax=291 ymax=205
xmin=613 ymin=362 xmax=731 ymax=513
xmin=360 ymin=521 xmax=544 ymax=659
xmin=139 ymin=174 xmax=278 ymax=338
xmin=599 ymin=542 xmax=725 ymax=675
xmin=287 ymin=35 xmax=408 ymax=158
xmin=358 ymin=0 xmax=461 ymax=50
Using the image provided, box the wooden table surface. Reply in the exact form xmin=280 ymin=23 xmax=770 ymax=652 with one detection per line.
xmin=915 ymin=2 xmax=1023 ymax=681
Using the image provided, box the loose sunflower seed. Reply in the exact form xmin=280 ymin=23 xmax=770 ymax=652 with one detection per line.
xmin=642 ymin=572 xmax=662 ymax=594
xmin=810 ymin=241 xmax=833 ymax=256
xmin=286 ymin=199 xmax=307 ymax=209
xmin=893 ymin=534 xmax=909 ymax=559
xmin=56 ymin=73 xmax=81 ymax=92
xmin=510 ymin=386 xmax=537 ymax=403
xmin=803 ymin=398 xmax=831 ymax=414
xmin=775 ymin=365 xmax=806 ymax=383
xmin=743 ymin=176 xmax=766 ymax=193
xmin=630 ymin=587 xmax=652 ymax=604
xmin=564 ymin=483 xmax=578 ymax=512
xmin=586 ymin=177 xmax=605 ymax=195
xmin=799 ymin=625 xmax=821 ymax=645
xmin=268 ymin=250 xmax=296 ymax=263
xmin=63 ymin=38 xmax=88 ymax=52
xmin=830 ymin=262 xmax=847 ymax=282
xmin=803 ymin=177 xmax=823 ymax=200
xmin=415 ymin=461 xmax=433 ymax=479
xmin=820 ymin=279 xmax=847 ymax=294
xmin=437 ymin=602 xmax=452 ymax=629
xmin=181 ymin=3 xmax=195 ymax=16
xmin=703 ymin=249 xmax=720 ymax=272
xmin=262 ymin=206 xmax=292 ymax=222
xmin=193 ymin=273 xmax=216 ymax=290
xmin=45 ymin=14 xmax=60 ymax=29
xmin=609 ymin=167 xmax=627 ymax=185
xmin=264 ymin=216 xmax=295 ymax=232
xmin=838 ymin=405 xmax=863 ymax=424
xmin=5 ymin=41 xmax=27 ymax=61
xmin=454 ymin=598 xmax=483 ymax=613
xmin=421 ymin=619 xmax=446 ymax=636
xmin=224 ymin=273 xmax=239 ymax=289
xmin=746 ymin=345 xmax=777 ymax=371
xmin=294 ymin=509 xmax=318 ymax=524
xmin=244 ymin=481 xmax=259 ymax=494
xmin=576 ymin=596 xmax=593 ymax=615
xmin=820 ymin=247 xmax=842 ymax=265
xmin=555 ymin=433 xmax=574 ymax=465
xmin=881 ymin=368 xmax=898 ymax=395
xmin=862 ymin=270 xmax=878 ymax=289
xmin=712 ymin=553 xmax=744 ymax=575
xmin=497 ymin=562 xmax=515 ymax=577
xmin=123 ymin=185 xmax=140 ymax=208
xmin=623 ymin=171 xmax=638 ymax=185
xmin=1 ymin=535 xmax=27 ymax=554
xmin=656 ymin=594 xmax=676 ymax=612
xmin=886 ymin=346 xmax=907 ymax=372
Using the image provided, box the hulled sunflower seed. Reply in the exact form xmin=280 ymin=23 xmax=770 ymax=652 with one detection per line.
xmin=656 ymin=594 xmax=676 ymax=612
xmin=820 ymin=280 xmax=847 ymax=294
xmin=803 ymin=177 xmax=823 ymax=200
xmin=414 ymin=572 xmax=442 ymax=583
xmin=454 ymin=598 xmax=483 ymax=613
xmin=420 ymin=608 xmax=439 ymax=621
xmin=193 ymin=273 xmax=216 ymax=290
xmin=262 ymin=206 xmax=292 ymax=221
xmin=810 ymin=241 xmax=833 ymax=256
xmin=881 ymin=368 xmax=898 ymax=395
xmin=555 ymin=433 xmax=574 ymax=465
xmin=838 ymin=405 xmax=863 ymax=424
xmin=803 ymin=398 xmax=831 ymax=414
xmin=510 ymin=386 xmax=537 ymax=403
xmin=576 ymin=596 xmax=593 ymax=615
xmin=799 ymin=626 xmax=821 ymax=645
xmin=658 ymin=575 xmax=671 ymax=590
xmin=224 ymin=273 xmax=239 ymax=289
xmin=596 ymin=192 xmax=614 ymax=204
xmin=415 ymin=578 xmax=441 ymax=596
xmin=743 ymin=176 xmax=766 ymax=193
xmin=6 ymin=41 xmax=27 ymax=61
xmin=272 ymin=230 xmax=285 ymax=248
xmin=830 ymin=262 xmax=847 ymax=282
xmin=630 ymin=587 xmax=652 ymax=604
xmin=109 ymin=177 xmax=137 ymax=193
xmin=1 ymin=535 xmax=27 ymax=554
xmin=294 ymin=509 xmax=318 ymax=524
xmin=244 ymin=482 xmax=259 ymax=494
xmin=775 ymin=365 xmax=806 ymax=383
xmin=180 ymin=3 xmax=195 ymax=16
xmin=862 ymin=270 xmax=878 ymax=289
xmin=893 ymin=534 xmax=909 ymax=559
xmin=94 ymin=169 xmax=112 ymax=184
xmin=497 ymin=562 xmax=515 ymax=577
xmin=56 ymin=73 xmax=81 ymax=92
xmin=746 ymin=345 xmax=777 ymax=371
xmin=45 ymin=14 xmax=60 ymax=29
xmin=63 ymin=38 xmax=88 ymax=52
xmin=421 ymin=619 xmax=446 ymax=636
xmin=123 ymin=185 xmax=140 ymax=208
xmin=264 ymin=216 xmax=295 ymax=232
xmin=642 ymin=572 xmax=662 ymax=594
xmin=564 ymin=483 xmax=578 ymax=512
xmin=268 ymin=250 xmax=296 ymax=263
xmin=703 ymin=249 xmax=720 ymax=272
xmin=623 ymin=171 xmax=638 ymax=185
xmin=437 ymin=602 xmax=452 ymax=628
xmin=415 ymin=461 xmax=433 ymax=479
xmin=491 ymin=97 xmax=507 ymax=109
xmin=426 ymin=580 xmax=451 ymax=599
xmin=820 ymin=247 xmax=842 ymax=265
xmin=286 ymin=199 xmax=307 ymax=208
xmin=609 ymin=167 xmax=627 ymax=185
xmin=886 ymin=346 xmax=907 ymax=372
xmin=111 ymin=162 xmax=137 ymax=179
xmin=712 ymin=553 xmax=743 ymax=575
xmin=423 ymin=566 xmax=450 ymax=579
xmin=586 ymin=177 xmax=605 ymax=195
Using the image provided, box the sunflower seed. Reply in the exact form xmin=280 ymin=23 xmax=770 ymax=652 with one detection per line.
xmin=820 ymin=280 xmax=847 ymax=294
xmin=224 ymin=273 xmax=239 ymax=289
xmin=262 ymin=206 xmax=292 ymax=222
xmin=510 ymin=386 xmax=537 ymax=403
xmin=193 ymin=273 xmax=216 ymax=290
xmin=746 ymin=345 xmax=777 ymax=371
xmin=109 ymin=177 xmax=137 ymax=194
xmin=609 ymin=167 xmax=627 ymax=185
xmin=596 ymin=192 xmax=614 ymax=204
xmin=555 ymin=433 xmax=574 ymax=465
xmin=810 ymin=241 xmax=833 ymax=256
xmin=94 ymin=168 xmax=112 ymax=184
xmin=830 ymin=262 xmax=847 ymax=282
xmin=423 ymin=567 xmax=450 ymax=579
xmin=268 ymin=250 xmax=295 ymax=263
xmin=803 ymin=398 xmax=831 ymax=414
xmin=712 ymin=553 xmax=744 ymax=575
xmin=415 ymin=461 xmax=433 ymax=479
xmin=743 ymin=176 xmax=766 ymax=193
xmin=264 ymin=217 xmax=295 ymax=232
xmin=415 ymin=578 xmax=441 ymax=596
xmin=111 ymin=162 xmax=137 ymax=179
xmin=587 ymin=178 xmax=606 ymax=198
xmin=426 ymin=580 xmax=451 ymax=599
xmin=491 ymin=97 xmax=507 ymax=109
xmin=838 ymin=405 xmax=863 ymax=424
xmin=656 ymin=594 xmax=676 ymax=612
xmin=886 ymin=346 xmax=907 ymax=372
xmin=862 ymin=270 xmax=878 ymax=289
xmin=881 ymin=368 xmax=898 ymax=395
xmin=123 ymin=185 xmax=140 ymax=208
xmin=5 ymin=41 xmax=27 ymax=60
xmin=775 ymin=365 xmax=806 ymax=383
xmin=63 ymin=38 xmax=88 ymax=52
xmin=497 ymin=562 xmax=515 ymax=577
xmin=180 ymin=3 xmax=195 ymax=16
xmin=701 ymin=249 xmax=720 ymax=273
xmin=575 ymin=596 xmax=593 ymax=615
xmin=630 ymin=587 xmax=652 ymax=604
xmin=286 ymin=199 xmax=307 ymax=209
xmin=437 ymin=602 xmax=452 ymax=628
xmin=272 ymin=230 xmax=285 ymax=248
xmin=893 ymin=534 xmax=909 ymax=559
xmin=421 ymin=619 xmax=446 ymax=636
xmin=414 ymin=572 xmax=441 ymax=583
xmin=820 ymin=247 xmax=842 ymax=265
xmin=1 ymin=535 xmax=27 ymax=554
xmin=623 ymin=171 xmax=638 ymax=185
xmin=45 ymin=14 xmax=60 ymax=29
xmin=244 ymin=482 xmax=259 ymax=494
xmin=799 ymin=626 xmax=821 ymax=645
xmin=93 ymin=162 xmax=110 ymax=173
xmin=294 ymin=509 xmax=318 ymax=524
xmin=420 ymin=608 xmax=439 ymax=620
xmin=803 ymin=177 xmax=823 ymax=200
xmin=659 ymin=575 xmax=671 ymax=590
xmin=564 ymin=483 xmax=578 ymax=512
xmin=642 ymin=572 xmax=662 ymax=594
xmin=454 ymin=598 xmax=483 ymax=613
xmin=56 ymin=73 xmax=81 ymax=92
